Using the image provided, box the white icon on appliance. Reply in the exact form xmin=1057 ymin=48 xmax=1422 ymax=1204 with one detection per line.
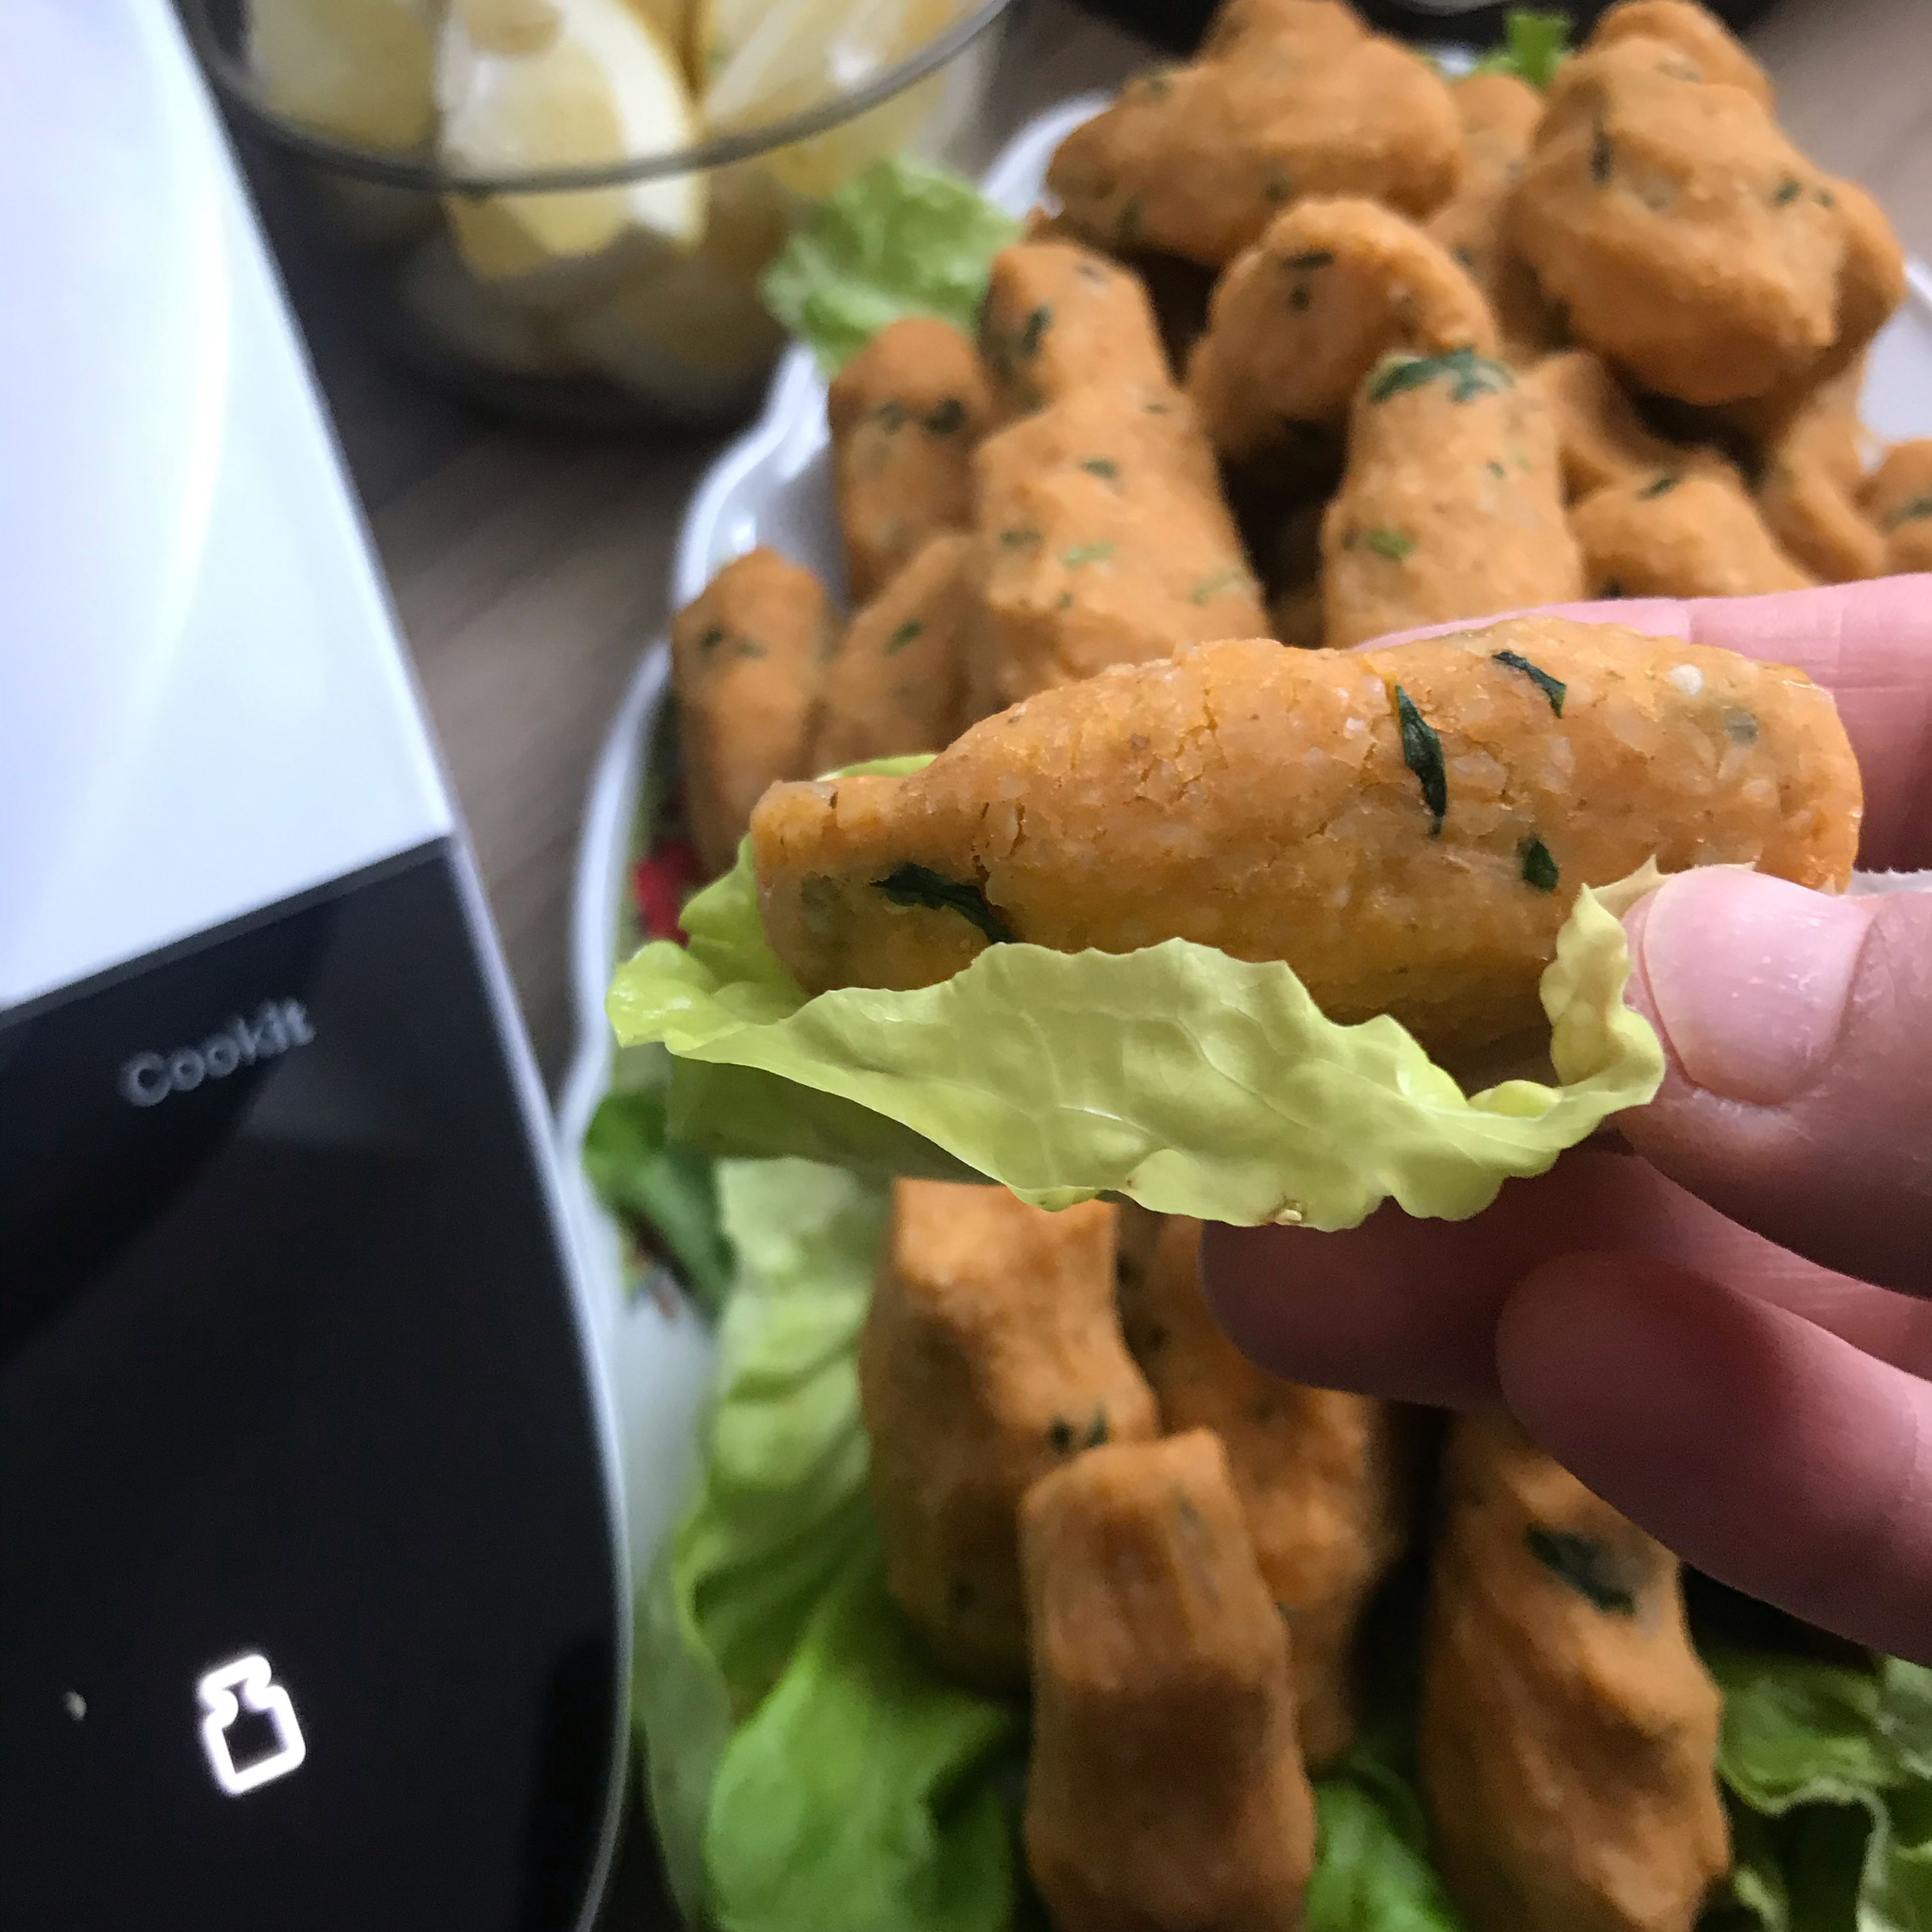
xmin=196 ymin=1653 xmax=307 ymax=1796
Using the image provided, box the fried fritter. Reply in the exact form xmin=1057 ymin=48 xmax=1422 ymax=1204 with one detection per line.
xmin=969 ymin=383 xmax=1265 ymax=712
xmin=1116 ymin=1215 xmax=1407 ymax=1765
xmin=858 ymin=1180 xmax=1157 ymax=1690
xmin=1587 ymin=0 xmax=1773 ymax=108
xmin=1186 ymin=197 xmax=1496 ymax=458
xmin=1322 ymin=349 xmax=1581 ymax=649
xmin=1045 ymin=0 xmax=1461 ymax=270
xmin=1420 ymin=1411 xmax=1730 ymax=1932
xmin=1532 ymin=350 xmax=1696 ymax=502
xmin=1022 ymin=1429 xmax=1317 ymax=1932
xmin=670 ymin=546 xmax=832 ymax=878
xmin=1757 ymin=396 xmax=1886 ymax=582
xmin=1426 ymin=71 xmax=1563 ymax=364
xmin=827 ymin=315 xmax=992 ymax=603
xmin=980 ymin=240 xmax=1173 ymax=421
xmin=1864 ymin=439 xmax=1932 ymax=575
xmin=1570 ymin=464 xmax=1813 ymax=597
xmin=1512 ymin=32 xmax=1866 ymax=406
xmin=810 ymin=533 xmax=979 ymax=771
xmin=750 ymin=617 xmax=1861 ymax=1063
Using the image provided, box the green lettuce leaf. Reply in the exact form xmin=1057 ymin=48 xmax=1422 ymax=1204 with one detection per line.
xmin=1306 ymin=1777 xmax=1466 ymax=1932
xmin=1471 ymin=10 xmax=1571 ymax=89
xmin=761 ymin=156 xmax=1019 ymax=372
xmin=583 ymin=1044 xmax=734 ymax=1312
xmin=604 ymin=784 xmax=1665 ymax=1232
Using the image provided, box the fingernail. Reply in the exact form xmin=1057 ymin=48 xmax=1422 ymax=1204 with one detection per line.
xmin=1625 ymin=870 xmax=1872 ymax=1105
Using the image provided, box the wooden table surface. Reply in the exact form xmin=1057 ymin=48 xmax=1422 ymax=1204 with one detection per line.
xmin=278 ymin=0 xmax=1932 ymax=1093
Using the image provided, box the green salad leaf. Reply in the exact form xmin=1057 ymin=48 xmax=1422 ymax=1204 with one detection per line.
xmin=761 ymin=156 xmax=1020 ymax=372
xmin=583 ymin=1045 xmax=735 ymax=1312
xmin=1471 ymin=10 xmax=1571 ymax=89
xmin=1307 ymin=1779 xmax=1465 ymax=1932
xmin=605 ymin=771 xmax=1665 ymax=1231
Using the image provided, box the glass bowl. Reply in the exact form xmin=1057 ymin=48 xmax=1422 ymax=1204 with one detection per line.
xmin=184 ymin=0 xmax=1014 ymax=427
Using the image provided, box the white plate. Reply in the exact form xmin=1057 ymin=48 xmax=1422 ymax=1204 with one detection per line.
xmin=553 ymin=96 xmax=1932 ymax=1595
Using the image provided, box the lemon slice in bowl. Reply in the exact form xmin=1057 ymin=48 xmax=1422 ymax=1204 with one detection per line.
xmin=246 ymin=0 xmax=439 ymax=150
xmin=438 ymin=0 xmax=705 ymax=304
xmin=701 ymin=0 xmax=964 ymax=199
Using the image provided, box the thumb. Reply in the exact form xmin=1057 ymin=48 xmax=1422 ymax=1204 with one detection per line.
xmin=1618 ymin=869 xmax=1932 ymax=1293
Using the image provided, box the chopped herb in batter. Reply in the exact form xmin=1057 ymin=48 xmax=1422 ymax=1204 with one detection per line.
xmin=1116 ymin=196 xmax=1145 ymax=246
xmin=1725 ymin=709 xmax=1760 ymax=745
xmin=1079 ymin=456 xmax=1120 ymax=479
xmin=1262 ymin=173 xmax=1292 ymax=205
xmin=1284 ymin=249 xmax=1334 ymax=270
xmin=873 ymin=864 xmax=1016 ymax=944
xmin=1526 ymin=1526 xmax=1637 ymax=1615
xmin=998 ymin=524 xmax=1042 ymax=549
xmin=1049 ymin=1418 xmax=1075 ymax=1453
xmin=1520 ymin=835 xmax=1560 ymax=892
xmin=1639 ymin=472 xmax=1682 ymax=499
xmin=1590 ymin=122 xmax=1614 ymax=184
xmin=1365 ymin=526 xmax=1414 ymax=560
xmin=885 ymin=619 xmax=924 ymax=654
xmin=1017 ymin=304 xmax=1051 ymax=358
xmin=1394 ymin=686 xmax=1447 ymax=833
xmin=1884 ymin=492 xmax=1932 ymax=528
xmin=1487 ymin=458 xmax=1507 ymax=478
xmin=1062 ymin=540 xmax=1116 ymax=566
xmin=1492 ymin=648 xmax=1567 ymax=714
xmin=923 ymin=397 xmax=965 ymax=434
xmin=1454 ymin=244 xmax=1477 ymax=270
xmin=1367 ymin=346 xmax=1513 ymax=405
xmin=1290 ymin=284 xmax=1313 ymax=312
xmin=1085 ymin=1410 xmax=1109 ymax=1448
xmin=1137 ymin=71 xmax=1172 ymax=100
xmin=873 ymin=398 xmax=910 ymax=431
xmin=1190 ymin=564 xmax=1255 ymax=603
xmin=1773 ymin=177 xmax=1802 ymax=206
xmin=696 ymin=624 xmax=727 ymax=653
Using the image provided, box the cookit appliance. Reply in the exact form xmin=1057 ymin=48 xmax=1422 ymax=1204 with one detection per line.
xmin=0 ymin=3 xmax=629 ymax=1926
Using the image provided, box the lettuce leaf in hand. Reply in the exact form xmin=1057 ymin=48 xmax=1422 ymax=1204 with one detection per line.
xmin=604 ymin=795 xmax=1665 ymax=1233
xmin=761 ymin=156 xmax=1019 ymax=372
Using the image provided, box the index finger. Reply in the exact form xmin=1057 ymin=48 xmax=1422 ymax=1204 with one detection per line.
xmin=1361 ymin=578 xmax=1932 ymax=871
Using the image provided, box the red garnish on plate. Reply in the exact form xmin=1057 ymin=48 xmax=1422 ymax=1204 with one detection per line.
xmin=632 ymin=838 xmax=702 ymax=944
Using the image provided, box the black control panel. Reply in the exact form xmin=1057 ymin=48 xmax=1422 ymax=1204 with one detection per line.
xmin=0 ymin=844 xmax=623 ymax=1930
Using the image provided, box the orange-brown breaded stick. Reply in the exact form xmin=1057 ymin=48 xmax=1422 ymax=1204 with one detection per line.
xmin=1570 ymin=464 xmax=1814 ymax=598
xmin=1757 ymin=397 xmax=1888 ymax=583
xmin=671 ymin=546 xmax=833 ymax=878
xmin=858 ymin=1180 xmax=1157 ymax=1690
xmin=827 ymin=315 xmax=992 ymax=603
xmin=1117 ymin=1214 xmax=1408 ymax=1765
xmin=750 ymin=618 xmax=1861 ymax=1063
xmin=1531 ymin=350 xmax=1698 ymax=503
xmin=1421 ymin=1410 xmax=1730 ymax=1932
xmin=1022 ymin=1430 xmax=1317 ymax=1932
xmin=1864 ymin=439 xmax=1932 ymax=574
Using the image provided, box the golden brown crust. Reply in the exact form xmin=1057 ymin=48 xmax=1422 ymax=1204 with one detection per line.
xmin=810 ymin=533 xmax=980 ymax=771
xmin=1570 ymin=463 xmax=1815 ymax=598
xmin=1022 ymin=1430 xmax=1316 ymax=1932
xmin=1756 ymin=399 xmax=1887 ymax=583
xmin=1117 ymin=1215 xmax=1408 ymax=1765
xmin=1321 ymin=350 xmax=1581 ymax=648
xmin=1531 ymin=350 xmax=1695 ymax=502
xmin=858 ymin=1180 xmax=1157 ymax=1690
xmin=1045 ymin=5 xmax=1462 ymax=270
xmin=827 ymin=316 xmax=992 ymax=603
xmin=1864 ymin=438 xmax=1932 ymax=574
xmin=751 ymin=617 xmax=1861 ymax=1061
xmin=1420 ymin=1411 xmax=1731 ymax=1932
xmin=1187 ymin=197 xmax=1497 ymax=456
xmin=1586 ymin=0 xmax=1773 ymax=108
xmin=670 ymin=546 xmax=832 ymax=878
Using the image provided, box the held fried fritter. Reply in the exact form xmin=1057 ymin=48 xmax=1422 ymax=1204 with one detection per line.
xmin=1512 ymin=31 xmax=1868 ymax=406
xmin=1757 ymin=398 xmax=1887 ymax=582
xmin=750 ymin=618 xmax=1861 ymax=1064
xmin=1420 ymin=1411 xmax=1730 ymax=1932
xmin=1045 ymin=0 xmax=1462 ymax=270
xmin=1570 ymin=464 xmax=1814 ymax=598
xmin=827 ymin=315 xmax=992 ymax=603
xmin=1864 ymin=439 xmax=1932 ymax=574
xmin=980 ymin=241 xmax=1173 ymax=421
xmin=1532 ymin=350 xmax=1698 ymax=502
xmin=809 ymin=533 xmax=978 ymax=771
xmin=969 ymin=383 xmax=1265 ymax=712
xmin=1116 ymin=1214 xmax=1407 ymax=1765
xmin=670 ymin=546 xmax=833 ymax=879
xmin=1022 ymin=1430 xmax=1317 ymax=1932
xmin=1425 ymin=72 xmax=1563 ymax=364
xmin=1322 ymin=349 xmax=1582 ymax=649
xmin=857 ymin=1180 xmax=1157 ymax=1690
xmin=1186 ymin=197 xmax=1497 ymax=458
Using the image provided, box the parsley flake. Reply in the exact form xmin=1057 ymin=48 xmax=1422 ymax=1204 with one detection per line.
xmin=1079 ymin=457 xmax=1119 ymax=479
xmin=1190 ymin=564 xmax=1254 ymax=603
xmin=1526 ymin=1526 xmax=1637 ymax=1615
xmin=872 ymin=864 xmax=1016 ymax=945
xmin=923 ymin=397 xmax=965 ymax=434
xmin=886 ymin=618 xmax=924 ymax=654
xmin=1520 ymin=835 xmax=1560 ymax=892
xmin=1368 ymin=346 xmax=1513 ymax=405
xmin=1365 ymin=526 xmax=1414 ymax=560
xmin=1639 ymin=472 xmax=1682 ymax=499
xmin=1492 ymin=648 xmax=1566 ymax=714
xmin=1884 ymin=492 xmax=1932 ymax=528
xmin=1394 ymin=686 xmax=1447 ymax=833
xmin=1061 ymin=540 xmax=1116 ymax=567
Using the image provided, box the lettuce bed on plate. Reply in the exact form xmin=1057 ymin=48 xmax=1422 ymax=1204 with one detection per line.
xmin=635 ymin=1158 xmax=1932 ymax=1932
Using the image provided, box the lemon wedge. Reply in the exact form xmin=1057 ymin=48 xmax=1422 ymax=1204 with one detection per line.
xmin=438 ymin=0 xmax=704 ymax=300
xmin=246 ymin=0 xmax=439 ymax=151
xmin=701 ymin=0 xmax=964 ymax=198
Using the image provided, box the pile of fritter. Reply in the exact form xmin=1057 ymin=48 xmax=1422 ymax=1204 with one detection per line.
xmin=658 ymin=6 xmax=1920 ymax=1926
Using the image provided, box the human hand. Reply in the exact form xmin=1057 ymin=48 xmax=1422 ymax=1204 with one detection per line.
xmin=1203 ymin=576 xmax=1932 ymax=1661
